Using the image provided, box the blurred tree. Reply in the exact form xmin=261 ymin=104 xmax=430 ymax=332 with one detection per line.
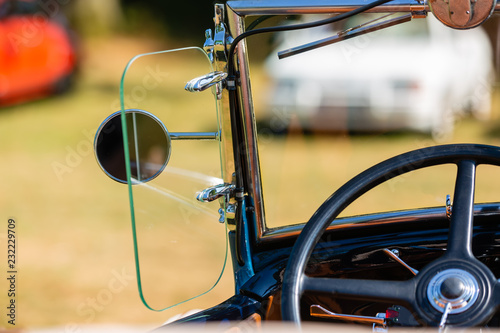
xmin=119 ymin=0 xmax=216 ymax=43
xmin=67 ymin=0 xmax=125 ymax=36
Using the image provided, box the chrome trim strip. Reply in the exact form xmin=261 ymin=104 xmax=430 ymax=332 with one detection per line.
xmin=169 ymin=132 xmax=219 ymax=140
xmin=227 ymin=5 xmax=267 ymax=239
xmin=213 ymin=4 xmax=236 ymax=187
xmin=227 ymin=0 xmax=429 ymax=15
xmin=258 ymin=203 xmax=500 ymax=244
xmin=310 ymin=305 xmax=386 ymax=325
xmin=228 ymin=0 xmax=500 ymax=15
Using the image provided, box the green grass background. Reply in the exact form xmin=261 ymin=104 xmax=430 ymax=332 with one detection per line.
xmin=0 ymin=35 xmax=500 ymax=330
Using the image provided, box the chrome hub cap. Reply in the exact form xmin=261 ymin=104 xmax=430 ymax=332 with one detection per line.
xmin=427 ymin=269 xmax=480 ymax=314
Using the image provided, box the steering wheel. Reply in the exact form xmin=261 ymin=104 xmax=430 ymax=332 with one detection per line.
xmin=281 ymin=144 xmax=500 ymax=327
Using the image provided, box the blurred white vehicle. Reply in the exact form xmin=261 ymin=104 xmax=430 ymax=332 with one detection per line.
xmin=264 ymin=13 xmax=494 ymax=138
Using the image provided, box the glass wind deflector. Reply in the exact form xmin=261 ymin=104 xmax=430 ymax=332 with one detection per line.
xmin=119 ymin=47 xmax=226 ymax=311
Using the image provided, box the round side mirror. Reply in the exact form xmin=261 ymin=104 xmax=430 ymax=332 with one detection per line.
xmin=429 ymin=0 xmax=495 ymax=29
xmin=94 ymin=109 xmax=171 ymax=184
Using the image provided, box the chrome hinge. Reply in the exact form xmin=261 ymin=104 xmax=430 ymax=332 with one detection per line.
xmin=195 ymin=4 xmax=232 ymax=99
xmin=202 ymin=4 xmax=233 ymax=67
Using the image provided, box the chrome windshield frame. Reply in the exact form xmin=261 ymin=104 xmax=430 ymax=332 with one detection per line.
xmin=226 ymin=3 xmax=267 ymax=242
xmin=223 ymin=0 xmax=500 ymax=244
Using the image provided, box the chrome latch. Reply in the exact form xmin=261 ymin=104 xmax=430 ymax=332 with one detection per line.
xmin=197 ymin=173 xmax=239 ymax=226
xmin=198 ymin=184 xmax=237 ymax=225
xmin=185 ymin=71 xmax=228 ymax=93
xmin=196 ymin=184 xmax=235 ymax=203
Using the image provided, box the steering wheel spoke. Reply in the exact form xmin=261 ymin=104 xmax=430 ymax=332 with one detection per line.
xmin=494 ymin=280 xmax=500 ymax=307
xmin=447 ymin=160 xmax=477 ymax=259
xmin=303 ymin=276 xmax=416 ymax=306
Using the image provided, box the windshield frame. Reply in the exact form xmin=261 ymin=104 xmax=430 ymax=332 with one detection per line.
xmin=224 ymin=0 xmax=499 ymax=246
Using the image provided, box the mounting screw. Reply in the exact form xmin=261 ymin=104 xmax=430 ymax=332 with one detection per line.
xmin=218 ymin=208 xmax=225 ymax=223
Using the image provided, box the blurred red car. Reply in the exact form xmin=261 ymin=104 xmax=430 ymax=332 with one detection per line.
xmin=0 ymin=0 xmax=77 ymax=106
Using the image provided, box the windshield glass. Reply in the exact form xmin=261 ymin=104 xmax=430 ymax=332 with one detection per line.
xmin=119 ymin=47 xmax=227 ymax=310
xmin=248 ymin=13 xmax=500 ymax=228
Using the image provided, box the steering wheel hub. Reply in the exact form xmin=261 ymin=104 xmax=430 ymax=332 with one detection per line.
xmin=427 ymin=269 xmax=479 ymax=314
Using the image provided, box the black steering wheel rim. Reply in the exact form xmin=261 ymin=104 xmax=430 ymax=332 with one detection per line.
xmin=281 ymin=144 xmax=500 ymax=327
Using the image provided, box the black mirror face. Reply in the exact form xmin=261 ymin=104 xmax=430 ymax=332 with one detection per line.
xmin=94 ymin=109 xmax=171 ymax=184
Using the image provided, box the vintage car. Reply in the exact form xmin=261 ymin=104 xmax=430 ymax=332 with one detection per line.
xmin=0 ymin=0 xmax=77 ymax=106
xmin=94 ymin=0 xmax=500 ymax=330
xmin=263 ymin=12 xmax=494 ymax=138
